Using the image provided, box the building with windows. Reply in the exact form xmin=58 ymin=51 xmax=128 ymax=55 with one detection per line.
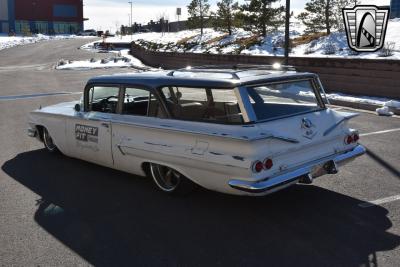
xmin=0 ymin=0 xmax=84 ymax=34
xmin=392 ymin=0 xmax=400 ymax=18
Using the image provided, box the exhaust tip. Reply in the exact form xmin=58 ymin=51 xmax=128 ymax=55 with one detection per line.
xmin=298 ymin=174 xmax=313 ymax=184
xmin=324 ymin=161 xmax=338 ymax=174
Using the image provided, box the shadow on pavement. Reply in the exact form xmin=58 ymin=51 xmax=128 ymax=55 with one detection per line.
xmin=3 ymin=149 xmax=400 ymax=266
xmin=366 ymin=148 xmax=400 ymax=178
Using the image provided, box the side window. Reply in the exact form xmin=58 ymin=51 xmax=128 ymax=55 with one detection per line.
xmin=123 ymin=87 xmax=163 ymax=117
xmin=160 ymin=87 xmax=244 ymax=124
xmin=87 ymin=86 xmax=120 ymax=113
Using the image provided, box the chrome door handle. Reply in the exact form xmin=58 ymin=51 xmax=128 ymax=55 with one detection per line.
xmin=101 ymin=123 xmax=109 ymax=128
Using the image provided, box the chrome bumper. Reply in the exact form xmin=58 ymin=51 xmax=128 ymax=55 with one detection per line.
xmin=228 ymin=145 xmax=366 ymax=194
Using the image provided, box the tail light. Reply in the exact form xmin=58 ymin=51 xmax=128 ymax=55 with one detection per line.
xmin=264 ymin=158 xmax=273 ymax=169
xmin=345 ymin=135 xmax=353 ymax=144
xmin=352 ymin=133 xmax=360 ymax=142
xmin=345 ymin=132 xmax=359 ymax=144
xmin=252 ymin=161 xmax=264 ymax=173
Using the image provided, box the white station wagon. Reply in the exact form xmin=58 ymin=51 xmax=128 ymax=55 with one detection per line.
xmin=28 ymin=65 xmax=365 ymax=196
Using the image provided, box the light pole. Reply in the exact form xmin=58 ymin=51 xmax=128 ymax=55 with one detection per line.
xmin=128 ymin=14 xmax=131 ymax=34
xmin=284 ymin=0 xmax=290 ymax=65
xmin=128 ymin=1 xmax=133 ymax=38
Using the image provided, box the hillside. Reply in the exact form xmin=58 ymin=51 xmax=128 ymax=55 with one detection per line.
xmin=106 ymin=19 xmax=400 ymax=60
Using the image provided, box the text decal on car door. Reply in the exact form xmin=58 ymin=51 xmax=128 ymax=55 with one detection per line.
xmin=75 ymin=124 xmax=99 ymax=143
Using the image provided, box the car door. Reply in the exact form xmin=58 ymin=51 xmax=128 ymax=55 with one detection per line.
xmin=66 ymin=85 xmax=121 ymax=168
xmin=111 ymin=86 xmax=168 ymax=175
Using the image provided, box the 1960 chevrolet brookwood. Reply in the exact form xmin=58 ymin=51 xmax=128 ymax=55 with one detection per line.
xmin=28 ymin=65 xmax=365 ymax=196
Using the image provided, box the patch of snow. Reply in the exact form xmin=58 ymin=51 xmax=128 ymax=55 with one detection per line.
xmin=0 ymin=34 xmax=92 ymax=51
xmin=116 ymin=49 xmax=147 ymax=68
xmin=376 ymin=106 xmax=394 ymax=116
xmin=104 ymin=29 xmax=209 ymax=45
xmin=56 ymin=58 xmax=132 ymax=70
xmin=289 ymin=19 xmax=400 ymax=59
xmin=58 ymin=47 xmax=148 ymax=70
xmin=384 ymin=100 xmax=400 ymax=109
xmin=325 ymin=93 xmax=390 ymax=106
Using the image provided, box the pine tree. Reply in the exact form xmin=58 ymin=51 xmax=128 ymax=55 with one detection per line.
xmin=215 ymin=0 xmax=240 ymax=35
xmin=239 ymin=0 xmax=284 ymax=37
xmin=187 ymin=0 xmax=210 ymax=35
xmin=332 ymin=0 xmax=359 ymax=31
xmin=297 ymin=0 xmax=335 ymax=34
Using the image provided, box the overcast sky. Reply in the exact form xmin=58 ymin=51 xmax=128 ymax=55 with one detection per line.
xmin=83 ymin=0 xmax=390 ymax=31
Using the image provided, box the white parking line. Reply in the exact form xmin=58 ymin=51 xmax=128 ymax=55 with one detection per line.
xmin=359 ymin=195 xmax=400 ymax=208
xmin=360 ymin=128 xmax=400 ymax=137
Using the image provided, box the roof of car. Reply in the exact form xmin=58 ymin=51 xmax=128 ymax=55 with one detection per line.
xmin=87 ymin=67 xmax=317 ymax=89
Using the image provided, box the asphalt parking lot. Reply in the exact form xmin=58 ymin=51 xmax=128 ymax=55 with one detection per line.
xmin=1 ymin=39 xmax=400 ymax=266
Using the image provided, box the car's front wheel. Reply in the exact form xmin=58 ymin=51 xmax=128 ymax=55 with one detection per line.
xmin=43 ymin=128 xmax=59 ymax=153
xmin=149 ymin=163 xmax=196 ymax=195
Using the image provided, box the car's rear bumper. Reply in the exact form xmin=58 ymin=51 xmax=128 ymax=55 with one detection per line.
xmin=228 ymin=145 xmax=366 ymax=194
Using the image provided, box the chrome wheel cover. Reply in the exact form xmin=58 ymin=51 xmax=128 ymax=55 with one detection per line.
xmin=150 ymin=163 xmax=181 ymax=192
xmin=43 ymin=128 xmax=57 ymax=152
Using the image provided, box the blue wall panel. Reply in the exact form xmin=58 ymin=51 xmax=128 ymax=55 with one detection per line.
xmin=53 ymin=4 xmax=77 ymax=18
xmin=8 ymin=0 xmax=15 ymax=31
xmin=48 ymin=21 xmax=54 ymax=34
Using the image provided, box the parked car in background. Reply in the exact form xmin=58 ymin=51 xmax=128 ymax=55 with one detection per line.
xmin=77 ymin=29 xmax=97 ymax=36
xmin=27 ymin=65 xmax=365 ymax=196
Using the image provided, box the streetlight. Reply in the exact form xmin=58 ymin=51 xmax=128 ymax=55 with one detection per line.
xmin=128 ymin=14 xmax=131 ymax=34
xmin=128 ymin=1 xmax=133 ymax=38
xmin=284 ymin=0 xmax=290 ymax=65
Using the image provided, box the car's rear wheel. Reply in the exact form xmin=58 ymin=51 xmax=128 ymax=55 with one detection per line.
xmin=43 ymin=128 xmax=59 ymax=153
xmin=149 ymin=163 xmax=196 ymax=195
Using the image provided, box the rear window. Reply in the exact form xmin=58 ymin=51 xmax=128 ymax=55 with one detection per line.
xmin=160 ymin=87 xmax=244 ymax=124
xmin=247 ymin=79 xmax=323 ymax=121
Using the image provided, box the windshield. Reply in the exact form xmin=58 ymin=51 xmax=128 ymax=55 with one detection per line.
xmin=246 ymin=79 xmax=324 ymax=121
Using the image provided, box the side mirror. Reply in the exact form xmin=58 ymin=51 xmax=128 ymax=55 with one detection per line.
xmin=74 ymin=103 xmax=81 ymax=112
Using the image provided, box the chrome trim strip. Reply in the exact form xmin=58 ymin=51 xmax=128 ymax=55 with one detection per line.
xmin=167 ymin=69 xmax=241 ymax=80
xmin=254 ymin=108 xmax=326 ymax=124
xmin=228 ymin=145 xmax=366 ymax=193
xmin=317 ymin=77 xmax=330 ymax=105
xmin=111 ymin=119 xmax=250 ymax=141
xmin=323 ymin=113 xmax=359 ymax=136
xmin=251 ymin=133 xmax=300 ymax=143
xmin=235 ymin=87 xmax=257 ymax=123
xmin=116 ymin=144 xmax=249 ymax=170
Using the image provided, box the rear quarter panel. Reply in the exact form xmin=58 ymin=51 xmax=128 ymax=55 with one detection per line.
xmin=110 ymin=115 xmax=257 ymax=193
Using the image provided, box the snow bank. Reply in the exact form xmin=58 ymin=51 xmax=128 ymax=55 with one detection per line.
xmin=375 ymin=100 xmax=400 ymax=116
xmin=0 ymin=34 xmax=91 ymax=51
xmin=58 ymin=48 xmax=148 ymax=70
xmin=376 ymin=106 xmax=394 ymax=116
xmin=384 ymin=100 xmax=400 ymax=109
xmin=56 ymin=58 xmax=133 ymax=70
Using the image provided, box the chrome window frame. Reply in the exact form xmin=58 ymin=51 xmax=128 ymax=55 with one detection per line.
xmin=234 ymin=87 xmax=257 ymax=123
xmin=84 ymin=83 xmax=170 ymax=118
xmin=241 ymin=77 xmax=327 ymax=124
xmin=157 ymin=86 xmax=251 ymax=125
